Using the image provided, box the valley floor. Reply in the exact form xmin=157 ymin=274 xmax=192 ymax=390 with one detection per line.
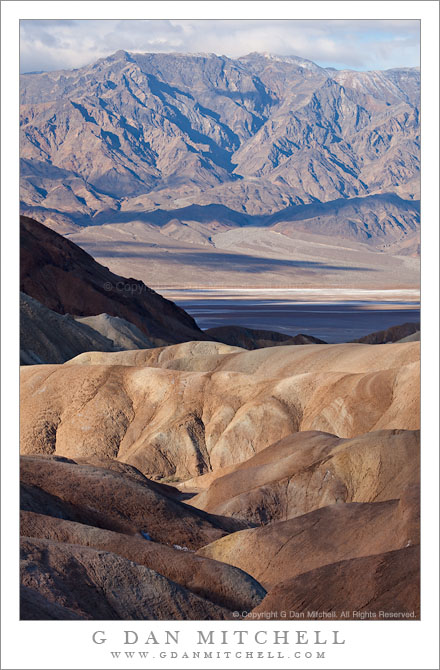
xmin=160 ymin=288 xmax=420 ymax=343
xmin=65 ymin=221 xmax=420 ymax=291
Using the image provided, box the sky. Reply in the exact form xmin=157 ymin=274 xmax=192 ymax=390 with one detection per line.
xmin=20 ymin=19 xmax=420 ymax=74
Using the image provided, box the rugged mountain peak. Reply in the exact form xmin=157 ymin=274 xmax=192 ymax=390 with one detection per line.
xmin=20 ymin=50 xmax=419 ymax=227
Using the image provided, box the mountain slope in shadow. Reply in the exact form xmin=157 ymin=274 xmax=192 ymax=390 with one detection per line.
xmin=20 ymin=215 xmax=206 ymax=346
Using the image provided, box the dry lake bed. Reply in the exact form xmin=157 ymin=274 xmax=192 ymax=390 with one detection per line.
xmin=162 ymin=289 xmax=420 ymax=343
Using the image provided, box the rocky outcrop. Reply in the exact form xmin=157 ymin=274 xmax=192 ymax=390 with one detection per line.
xmin=396 ymin=331 xmax=420 ymax=343
xmin=205 ymin=325 xmax=326 ymax=349
xmin=353 ymin=321 xmax=420 ymax=344
xmin=74 ymin=313 xmax=154 ymax=349
xmin=21 ymin=537 xmax=233 ymax=620
xmin=248 ymin=546 xmax=420 ymax=620
xmin=20 ymin=292 xmax=118 ymax=364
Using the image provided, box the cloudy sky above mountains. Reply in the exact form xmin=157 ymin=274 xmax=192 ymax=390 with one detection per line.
xmin=20 ymin=19 xmax=420 ymax=74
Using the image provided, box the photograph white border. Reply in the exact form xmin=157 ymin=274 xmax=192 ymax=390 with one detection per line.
xmin=1 ymin=2 xmax=438 ymax=669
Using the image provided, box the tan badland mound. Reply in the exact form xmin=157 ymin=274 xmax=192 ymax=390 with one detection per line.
xmin=188 ymin=429 xmax=420 ymax=523
xmin=21 ymin=511 xmax=265 ymax=613
xmin=21 ymin=537 xmax=232 ymax=620
xmin=20 ymin=456 xmax=249 ymax=550
xmin=248 ymin=546 xmax=420 ymax=620
xmin=65 ymin=339 xmax=244 ymax=368
xmin=74 ymin=313 xmax=155 ymax=350
xmin=197 ymin=485 xmax=419 ymax=589
xmin=397 ymin=331 xmax=420 ymax=343
xmin=20 ymin=341 xmax=420 ymax=480
xmin=66 ymin=339 xmax=418 ymax=374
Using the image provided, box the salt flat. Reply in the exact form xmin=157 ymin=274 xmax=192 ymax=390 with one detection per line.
xmin=159 ymin=289 xmax=420 ymax=343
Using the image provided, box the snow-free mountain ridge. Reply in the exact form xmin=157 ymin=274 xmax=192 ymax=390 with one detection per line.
xmin=20 ymin=51 xmax=420 ymax=288
xmin=20 ymin=51 xmax=419 ymax=218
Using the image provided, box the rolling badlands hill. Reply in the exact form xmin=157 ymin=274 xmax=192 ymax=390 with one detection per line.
xmin=20 ymin=339 xmax=420 ymax=619
xmin=20 ymin=51 xmax=420 ymax=288
xmin=21 ymin=340 xmax=420 ymax=479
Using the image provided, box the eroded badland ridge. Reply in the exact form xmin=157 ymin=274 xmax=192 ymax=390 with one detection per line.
xmin=21 ymin=338 xmax=420 ymax=620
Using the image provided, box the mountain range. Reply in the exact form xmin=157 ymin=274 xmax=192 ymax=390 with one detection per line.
xmin=20 ymin=51 xmax=420 ymax=288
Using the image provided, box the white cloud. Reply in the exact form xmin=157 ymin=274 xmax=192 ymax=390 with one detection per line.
xmin=19 ymin=19 xmax=420 ymax=73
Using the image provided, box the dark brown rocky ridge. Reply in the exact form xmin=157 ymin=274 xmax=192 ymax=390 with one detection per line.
xmin=20 ymin=214 xmax=206 ymax=346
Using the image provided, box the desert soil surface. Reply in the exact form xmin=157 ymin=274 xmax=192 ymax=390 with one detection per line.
xmin=66 ymin=223 xmax=420 ymax=290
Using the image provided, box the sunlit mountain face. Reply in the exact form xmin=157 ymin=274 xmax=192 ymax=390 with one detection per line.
xmin=20 ymin=51 xmax=419 ymax=228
